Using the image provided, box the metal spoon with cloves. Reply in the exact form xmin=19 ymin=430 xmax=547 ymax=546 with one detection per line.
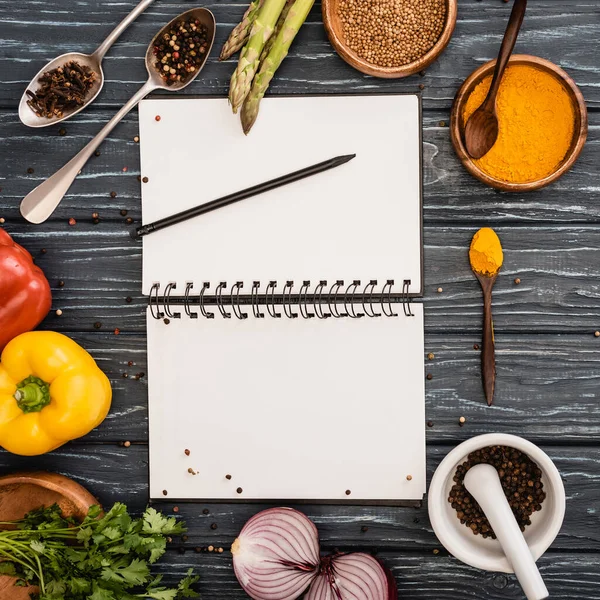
xmin=19 ymin=0 xmax=157 ymax=128
xmin=20 ymin=7 xmax=216 ymax=225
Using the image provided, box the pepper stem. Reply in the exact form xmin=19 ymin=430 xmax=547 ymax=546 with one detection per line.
xmin=14 ymin=376 xmax=51 ymax=413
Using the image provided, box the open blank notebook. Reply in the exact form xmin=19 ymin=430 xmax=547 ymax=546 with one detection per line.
xmin=139 ymin=95 xmax=426 ymax=502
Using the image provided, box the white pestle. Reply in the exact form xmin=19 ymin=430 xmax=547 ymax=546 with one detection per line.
xmin=464 ymin=464 xmax=549 ymax=600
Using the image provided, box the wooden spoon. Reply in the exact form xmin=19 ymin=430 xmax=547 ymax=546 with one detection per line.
xmin=464 ymin=0 xmax=528 ymax=159
xmin=473 ymin=270 xmax=498 ymax=405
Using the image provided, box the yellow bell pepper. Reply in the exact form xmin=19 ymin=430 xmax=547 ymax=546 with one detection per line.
xmin=0 ymin=331 xmax=112 ymax=456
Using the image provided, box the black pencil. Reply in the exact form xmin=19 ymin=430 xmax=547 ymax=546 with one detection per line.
xmin=131 ymin=154 xmax=356 ymax=239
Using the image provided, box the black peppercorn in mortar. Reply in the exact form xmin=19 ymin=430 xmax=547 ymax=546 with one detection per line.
xmin=449 ymin=445 xmax=546 ymax=539
xmin=153 ymin=17 xmax=209 ymax=86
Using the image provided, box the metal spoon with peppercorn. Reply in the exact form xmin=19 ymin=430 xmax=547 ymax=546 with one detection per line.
xmin=20 ymin=7 xmax=215 ymax=224
xmin=19 ymin=0 xmax=156 ymax=128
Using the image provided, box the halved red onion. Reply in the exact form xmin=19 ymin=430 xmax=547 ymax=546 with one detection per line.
xmin=231 ymin=507 xmax=320 ymax=600
xmin=305 ymin=553 xmax=394 ymax=600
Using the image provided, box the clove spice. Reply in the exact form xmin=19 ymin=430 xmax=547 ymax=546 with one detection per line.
xmin=26 ymin=61 xmax=96 ymax=119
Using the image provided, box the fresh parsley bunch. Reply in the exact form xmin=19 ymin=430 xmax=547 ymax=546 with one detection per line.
xmin=0 ymin=502 xmax=199 ymax=600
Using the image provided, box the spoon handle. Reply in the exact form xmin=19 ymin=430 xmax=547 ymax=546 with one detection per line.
xmin=93 ymin=0 xmax=156 ymax=62
xmin=20 ymin=80 xmax=157 ymax=224
xmin=485 ymin=0 xmax=527 ymax=108
xmin=481 ymin=283 xmax=496 ymax=405
xmin=464 ymin=465 xmax=549 ymax=600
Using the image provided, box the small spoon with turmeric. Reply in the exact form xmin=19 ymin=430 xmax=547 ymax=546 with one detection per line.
xmin=470 ymin=227 xmax=504 ymax=405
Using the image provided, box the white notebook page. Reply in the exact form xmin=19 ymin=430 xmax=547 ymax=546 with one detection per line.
xmin=148 ymin=303 xmax=426 ymax=501
xmin=139 ymin=95 xmax=422 ymax=296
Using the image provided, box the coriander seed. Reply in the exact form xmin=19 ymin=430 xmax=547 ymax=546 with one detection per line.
xmin=338 ymin=0 xmax=447 ymax=69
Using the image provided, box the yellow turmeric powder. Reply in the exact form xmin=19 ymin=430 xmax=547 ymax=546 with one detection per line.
xmin=463 ymin=65 xmax=575 ymax=183
xmin=470 ymin=228 xmax=503 ymax=276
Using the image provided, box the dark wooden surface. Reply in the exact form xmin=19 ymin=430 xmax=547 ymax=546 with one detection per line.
xmin=1 ymin=0 xmax=599 ymax=598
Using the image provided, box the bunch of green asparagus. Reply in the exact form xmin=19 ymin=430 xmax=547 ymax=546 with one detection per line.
xmin=220 ymin=0 xmax=315 ymax=134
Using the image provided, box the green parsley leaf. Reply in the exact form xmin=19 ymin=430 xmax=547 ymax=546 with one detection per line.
xmin=140 ymin=535 xmax=167 ymax=563
xmin=89 ymin=583 xmax=117 ymax=600
xmin=177 ymin=569 xmax=200 ymax=598
xmin=0 ymin=502 xmax=197 ymax=600
xmin=87 ymin=505 xmax=103 ymax=520
xmin=69 ymin=576 xmax=91 ymax=594
xmin=30 ymin=540 xmax=45 ymax=554
xmin=100 ymin=557 xmax=150 ymax=588
xmin=143 ymin=589 xmax=178 ymax=600
xmin=0 ymin=562 xmax=17 ymax=575
xmin=76 ymin=526 xmax=93 ymax=545
xmin=45 ymin=579 xmax=67 ymax=597
xmin=142 ymin=508 xmax=186 ymax=536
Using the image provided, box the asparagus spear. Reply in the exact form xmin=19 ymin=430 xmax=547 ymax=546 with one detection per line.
xmin=241 ymin=0 xmax=315 ymax=134
xmin=229 ymin=0 xmax=288 ymax=113
xmin=220 ymin=0 xmax=264 ymax=61
xmin=259 ymin=0 xmax=294 ymax=63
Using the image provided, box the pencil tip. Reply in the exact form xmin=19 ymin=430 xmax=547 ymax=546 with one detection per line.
xmin=336 ymin=154 xmax=356 ymax=165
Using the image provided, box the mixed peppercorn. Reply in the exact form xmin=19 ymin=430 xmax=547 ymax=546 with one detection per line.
xmin=153 ymin=17 xmax=210 ymax=86
xmin=449 ymin=445 xmax=546 ymax=539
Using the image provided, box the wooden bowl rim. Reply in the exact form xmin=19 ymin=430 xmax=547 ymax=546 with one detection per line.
xmin=0 ymin=471 xmax=98 ymax=520
xmin=322 ymin=0 xmax=458 ymax=79
xmin=450 ymin=54 xmax=589 ymax=192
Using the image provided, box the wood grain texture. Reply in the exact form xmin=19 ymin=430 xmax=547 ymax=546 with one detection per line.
xmin=0 ymin=445 xmax=598 ymax=552
xmin=150 ymin=552 xmax=600 ymax=599
xmin=0 ymin=0 xmax=597 ymax=109
xmin=0 ymin=110 xmax=598 ymax=224
xmin=0 ymin=1 xmax=598 ymax=597
xmin=0 ymin=225 xmax=598 ymax=333
xmin=26 ymin=333 xmax=600 ymax=444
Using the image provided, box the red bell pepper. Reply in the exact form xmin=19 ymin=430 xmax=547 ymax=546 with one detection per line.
xmin=0 ymin=228 xmax=52 ymax=351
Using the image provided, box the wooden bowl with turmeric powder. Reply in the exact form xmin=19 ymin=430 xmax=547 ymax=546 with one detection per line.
xmin=323 ymin=0 xmax=457 ymax=79
xmin=451 ymin=55 xmax=588 ymax=192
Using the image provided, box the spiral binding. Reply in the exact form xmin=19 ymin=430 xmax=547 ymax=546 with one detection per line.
xmin=149 ymin=279 xmax=415 ymax=320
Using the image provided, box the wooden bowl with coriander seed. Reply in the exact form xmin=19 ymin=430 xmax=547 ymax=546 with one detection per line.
xmin=322 ymin=0 xmax=457 ymax=79
xmin=451 ymin=55 xmax=588 ymax=192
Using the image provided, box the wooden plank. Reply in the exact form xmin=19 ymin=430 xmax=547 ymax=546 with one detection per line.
xmin=0 ymin=444 xmax=597 ymax=552
xmin=29 ymin=332 xmax=600 ymax=444
xmin=0 ymin=224 xmax=598 ymax=333
xmin=154 ymin=552 xmax=600 ymax=599
xmin=1 ymin=110 xmax=598 ymax=225
xmin=0 ymin=0 xmax=597 ymax=109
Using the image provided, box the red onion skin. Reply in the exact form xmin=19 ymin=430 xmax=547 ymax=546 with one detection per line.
xmin=379 ymin=560 xmax=398 ymax=599
xmin=232 ymin=507 xmax=320 ymax=600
